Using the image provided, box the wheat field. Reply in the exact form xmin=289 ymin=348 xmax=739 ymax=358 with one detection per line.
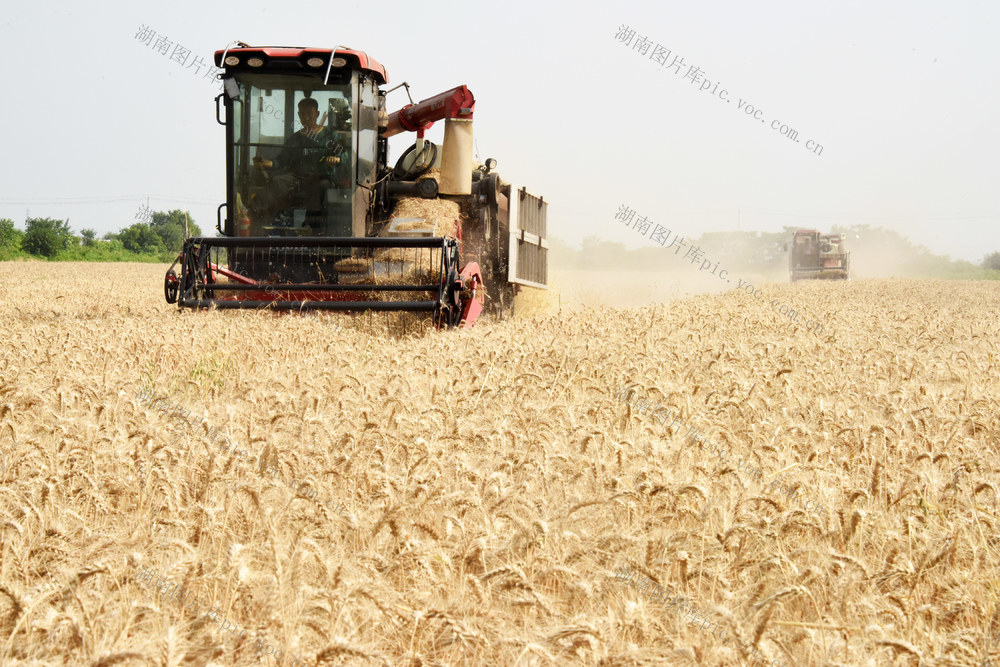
xmin=0 ymin=262 xmax=998 ymax=666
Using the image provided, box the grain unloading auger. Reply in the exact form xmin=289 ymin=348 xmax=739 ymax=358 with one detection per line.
xmin=164 ymin=44 xmax=548 ymax=328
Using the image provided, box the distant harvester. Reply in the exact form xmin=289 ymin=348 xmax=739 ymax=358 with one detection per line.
xmin=786 ymin=229 xmax=850 ymax=281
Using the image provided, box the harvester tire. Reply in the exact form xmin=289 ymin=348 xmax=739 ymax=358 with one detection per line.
xmin=165 ymin=270 xmax=179 ymax=304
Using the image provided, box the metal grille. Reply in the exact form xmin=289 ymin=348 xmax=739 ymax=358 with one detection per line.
xmin=172 ymin=236 xmax=458 ymax=319
xmin=508 ymin=186 xmax=548 ymax=288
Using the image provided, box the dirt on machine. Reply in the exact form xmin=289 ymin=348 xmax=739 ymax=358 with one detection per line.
xmin=787 ymin=229 xmax=850 ymax=281
xmin=164 ymin=43 xmax=548 ymax=328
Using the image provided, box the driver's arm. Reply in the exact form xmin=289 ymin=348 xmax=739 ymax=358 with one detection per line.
xmin=257 ymin=132 xmax=307 ymax=171
xmin=321 ymin=137 xmax=348 ymax=166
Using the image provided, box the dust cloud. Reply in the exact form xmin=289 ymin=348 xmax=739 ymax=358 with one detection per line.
xmin=518 ymin=229 xmax=973 ymax=316
xmin=518 ymin=251 xmax=784 ymax=315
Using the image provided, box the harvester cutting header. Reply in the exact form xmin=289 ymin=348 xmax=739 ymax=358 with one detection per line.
xmin=164 ymin=43 xmax=548 ymax=327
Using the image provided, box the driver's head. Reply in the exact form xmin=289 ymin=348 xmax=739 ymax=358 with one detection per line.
xmin=297 ymin=98 xmax=320 ymax=127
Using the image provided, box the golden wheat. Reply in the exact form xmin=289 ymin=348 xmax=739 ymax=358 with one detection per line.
xmin=0 ymin=264 xmax=998 ymax=665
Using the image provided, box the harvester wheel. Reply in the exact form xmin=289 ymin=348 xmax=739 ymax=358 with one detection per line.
xmin=164 ymin=270 xmax=179 ymax=304
xmin=434 ymin=264 xmax=464 ymax=329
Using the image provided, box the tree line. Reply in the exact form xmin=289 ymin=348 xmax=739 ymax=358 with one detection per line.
xmin=2 ymin=215 xmax=999 ymax=278
xmin=0 ymin=210 xmax=201 ymax=262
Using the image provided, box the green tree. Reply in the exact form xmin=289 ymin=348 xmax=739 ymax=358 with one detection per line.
xmin=150 ymin=209 xmax=200 ymax=252
xmin=982 ymin=251 xmax=1000 ymax=272
xmin=695 ymin=230 xmax=787 ymax=273
xmin=581 ymin=236 xmax=630 ymax=269
xmin=118 ymin=223 xmax=166 ymax=254
xmin=0 ymin=218 xmax=22 ymax=250
xmin=23 ymin=217 xmax=73 ymax=258
xmin=81 ymin=229 xmax=96 ymax=246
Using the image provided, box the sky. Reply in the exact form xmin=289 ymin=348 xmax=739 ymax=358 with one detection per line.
xmin=0 ymin=0 xmax=997 ymax=263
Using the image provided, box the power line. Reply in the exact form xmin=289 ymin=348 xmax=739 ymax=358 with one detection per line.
xmin=739 ymin=209 xmax=1000 ymax=222
xmin=0 ymin=195 xmax=219 ymax=205
xmin=569 ymin=205 xmax=1000 ymax=222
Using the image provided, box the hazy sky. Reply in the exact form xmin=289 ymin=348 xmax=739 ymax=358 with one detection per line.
xmin=1 ymin=0 xmax=997 ymax=263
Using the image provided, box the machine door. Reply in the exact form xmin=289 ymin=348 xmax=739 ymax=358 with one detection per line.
xmin=793 ymin=232 xmax=819 ymax=268
xmin=506 ymin=185 xmax=548 ymax=288
xmin=228 ymin=71 xmax=358 ymax=238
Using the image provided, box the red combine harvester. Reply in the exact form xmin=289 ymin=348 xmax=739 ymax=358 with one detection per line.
xmin=787 ymin=229 xmax=849 ymax=281
xmin=164 ymin=43 xmax=548 ymax=327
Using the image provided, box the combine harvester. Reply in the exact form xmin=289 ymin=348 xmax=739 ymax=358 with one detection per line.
xmin=787 ymin=229 xmax=850 ymax=281
xmin=164 ymin=43 xmax=548 ymax=328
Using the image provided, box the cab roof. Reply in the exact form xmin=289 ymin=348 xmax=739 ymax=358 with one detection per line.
xmin=213 ymin=46 xmax=388 ymax=85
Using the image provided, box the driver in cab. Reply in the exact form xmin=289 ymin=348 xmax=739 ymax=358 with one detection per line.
xmin=253 ymin=97 xmax=340 ymax=174
xmin=251 ymin=97 xmax=348 ymax=227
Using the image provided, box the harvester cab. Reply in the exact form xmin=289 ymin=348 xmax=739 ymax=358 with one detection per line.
xmin=788 ymin=229 xmax=849 ymax=281
xmin=164 ymin=44 xmax=548 ymax=328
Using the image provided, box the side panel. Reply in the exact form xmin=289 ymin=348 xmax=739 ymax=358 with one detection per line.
xmin=507 ymin=185 xmax=548 ymax=288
